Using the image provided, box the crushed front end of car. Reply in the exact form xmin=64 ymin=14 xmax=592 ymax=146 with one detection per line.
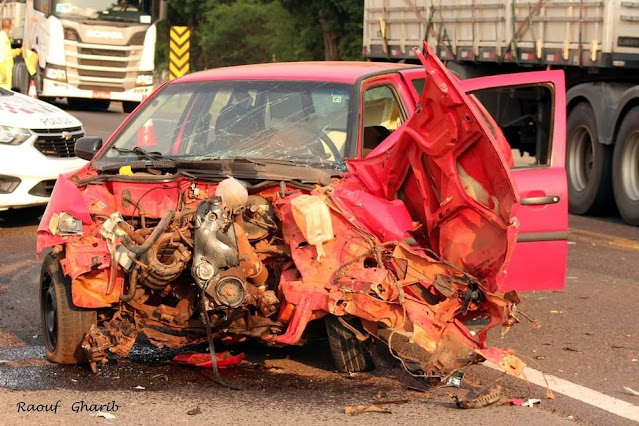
xmin=36 ymin=45 xmax=525 ymax=380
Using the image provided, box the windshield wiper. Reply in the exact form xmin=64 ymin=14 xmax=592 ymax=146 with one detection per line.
xmin=111 ymin=146 xmax=170 ymax=161
xmin=236 ymin=157 xmax=297 ymax=166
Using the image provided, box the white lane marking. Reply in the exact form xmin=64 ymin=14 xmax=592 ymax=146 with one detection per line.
xmin=484 ymin=362 xmax=639 ymax=422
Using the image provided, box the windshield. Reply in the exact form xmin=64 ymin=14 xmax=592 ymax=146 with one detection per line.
xmin=53 ymin=0 xmax=153 ymax=23
xmin=99 ymin=80 xmax=354 ymax=170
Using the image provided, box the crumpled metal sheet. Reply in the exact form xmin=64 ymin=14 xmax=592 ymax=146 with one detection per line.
xmin=346 ymin=43 xmax=520 ymax=293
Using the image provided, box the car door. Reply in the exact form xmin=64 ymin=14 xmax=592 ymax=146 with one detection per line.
xmin=459 ymin=71 xmax=568 ymax=292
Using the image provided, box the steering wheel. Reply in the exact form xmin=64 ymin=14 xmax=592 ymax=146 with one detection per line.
xmin=317 ymin=130 xmax=343 ymax=163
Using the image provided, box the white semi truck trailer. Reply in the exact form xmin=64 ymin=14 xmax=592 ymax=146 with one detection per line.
xmin=364 ymin=0 xmax=639 ymax=226
xmin=1 ymin=0 xmax=166 ymax=112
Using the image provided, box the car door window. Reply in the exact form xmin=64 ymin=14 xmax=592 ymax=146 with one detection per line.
xmin=471 ymin=86 xmax=553 ymax=169
xmin=362 ymin=85 xmax=403 ymax=155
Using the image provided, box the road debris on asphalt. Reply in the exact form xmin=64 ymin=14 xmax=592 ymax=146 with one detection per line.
xmin=172 ymin=352 xmax=246 ymax=368
xmin=455 ymin=385 xmax=502 ymax=409
xmin=344 ymin=405 xmax=392 ymax=416
xmin=445 ymin=371 xmax=465 ymax=388
xmin=511 ymin=398 xmax=542 ymax=407
xmin=92 ymin=411 xmax=116 ymax=419
xmin=187 ymin=406 xmax=202 ymax=415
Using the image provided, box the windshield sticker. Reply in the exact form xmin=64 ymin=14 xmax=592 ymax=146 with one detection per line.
xmin=331 ymin=90 xmax=344 ymax=103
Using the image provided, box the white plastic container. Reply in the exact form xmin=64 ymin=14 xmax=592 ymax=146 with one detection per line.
xmin=290 ymin=195 xmax=334 ymax=261
xmin=215 ymin=177 xmax=248 ymax=210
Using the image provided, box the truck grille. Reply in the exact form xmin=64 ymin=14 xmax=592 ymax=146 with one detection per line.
xmin=32 ymin=127 xmax=84 ymax=158
xmin=66 ymin=41 xmax=144 ymax=90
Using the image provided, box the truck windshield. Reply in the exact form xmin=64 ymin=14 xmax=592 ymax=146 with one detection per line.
xmin=99 ymin=80 xmax=354 ymax=171
xmin=52 ymin=0 xmax=153 ymax=23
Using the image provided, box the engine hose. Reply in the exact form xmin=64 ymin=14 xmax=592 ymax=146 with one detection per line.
xmin=120 ymin=267 xmax=139 ymax=302
xmin=119 ymin=210 xmax=175 ymax=255
xmin=200 ymin=289 xmax=240 ymax=390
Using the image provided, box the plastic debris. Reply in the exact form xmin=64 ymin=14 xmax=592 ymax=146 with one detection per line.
xmin=624 ymin=386 xmax=639 ymax=396
xmin=133 ymin=385 xmax=145 ymax=390
xmin=514 ymin=398 xmax=542 ymax=407
xmin=93 ymin=411 xmax=116 ymax=419
xmin=344 ymin=405 xmax=392 ymax=415
xmin=445 ymin=371 xmax=465 ymax=388
xmin=172 ymin=352 xmax=246 ymax=368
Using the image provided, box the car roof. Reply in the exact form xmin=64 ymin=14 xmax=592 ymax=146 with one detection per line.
xmin=175 ymin=61 xmax=422 ymax=85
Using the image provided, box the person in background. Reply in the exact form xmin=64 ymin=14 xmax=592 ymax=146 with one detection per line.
xmin=0 ymin=18 xmax=22 ymax=90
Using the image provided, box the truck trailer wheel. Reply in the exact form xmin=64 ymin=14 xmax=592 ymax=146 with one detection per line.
xmin=123 ymin=101 xmax=139 ymax=113
xmin=325 ymin=316 xmax=374 ymax=373
xmin=612 ymin=107 xmax=639 ymax=225
xmin=40 ymin=252 xmax=96 ymax=364
xmin=566 ymin=102 xmax=614 ymax=215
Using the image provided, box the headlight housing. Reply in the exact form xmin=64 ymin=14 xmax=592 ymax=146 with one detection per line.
xmin=45 ymin=64 xmax=67 ymax=82
xmin=135 ymin=73 xmax=154 ymax=86
xmin=0 ymin=126 xmax=32 ymax=145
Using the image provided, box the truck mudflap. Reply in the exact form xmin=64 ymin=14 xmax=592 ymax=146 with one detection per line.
xmin=36 ymin=43 xmax=524 ymax=378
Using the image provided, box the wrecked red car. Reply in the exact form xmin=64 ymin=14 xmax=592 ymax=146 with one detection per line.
xmin=36 ymin=45 xmax=567 ymax=380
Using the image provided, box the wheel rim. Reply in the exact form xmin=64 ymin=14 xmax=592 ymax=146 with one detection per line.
xmin=621 ymin=132 xmax=639 ymax=201
xmin=42 ymin=274 xmax=57 ymax=351
xmin=569 ymin=126 xmax=594 ymax=192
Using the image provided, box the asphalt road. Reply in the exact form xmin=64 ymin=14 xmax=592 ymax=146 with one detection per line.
xmin=0 ymin=103 xmax=637 ymax=425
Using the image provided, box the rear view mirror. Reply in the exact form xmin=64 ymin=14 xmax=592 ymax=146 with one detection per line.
xmin=75 ymin=136 xmax=103 ymax=161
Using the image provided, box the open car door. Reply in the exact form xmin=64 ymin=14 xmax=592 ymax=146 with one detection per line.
xmin=459 ymin=71 xmax=568 ymax=292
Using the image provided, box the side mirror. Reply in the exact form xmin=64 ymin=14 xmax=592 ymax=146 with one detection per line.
xmin=75 ymin=136 xmax=103 ymax=161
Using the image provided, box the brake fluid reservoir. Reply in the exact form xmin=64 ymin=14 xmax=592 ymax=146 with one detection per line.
xmin=215 ymin=177 xmax=248 ymax=210
xmin=290 ymin=195 xmax=334 ymax=261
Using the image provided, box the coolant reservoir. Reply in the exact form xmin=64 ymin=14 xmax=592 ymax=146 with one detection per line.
xmin=215 ymin=177 xmax=248 ymax=210
xmin=290 ymin=195 xmax=334 ymax=261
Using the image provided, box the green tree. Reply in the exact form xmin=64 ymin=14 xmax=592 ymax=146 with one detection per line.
xmin=281 ymin=0 xmax=364 ymax=61
xmin=198 ymin=0 xmax=305 ymax=68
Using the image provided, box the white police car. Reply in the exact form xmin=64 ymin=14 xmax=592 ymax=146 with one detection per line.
xmin=0 ymin=88 xmax=86 ymax=210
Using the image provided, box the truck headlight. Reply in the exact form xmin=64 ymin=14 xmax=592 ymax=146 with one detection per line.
xmin=45 ymin=65 xmax=67 ymax=82
xmin=0 ymin=126 xmax=32 ymax=145
xmin=135 ymin=73 xmax=154 ymax=86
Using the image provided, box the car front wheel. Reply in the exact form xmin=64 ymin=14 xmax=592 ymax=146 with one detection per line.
xmin=40 ymin=252 xmax=96 ymax=364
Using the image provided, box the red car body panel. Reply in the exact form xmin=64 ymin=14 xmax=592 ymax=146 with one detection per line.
xmin=460 ymin=71 xmax=568 ymax=291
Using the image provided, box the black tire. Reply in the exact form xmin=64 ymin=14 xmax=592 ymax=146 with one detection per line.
xmin=11 ymin=59 xmax=29 ymax=94
xmin=40 ymin=252 xmax=96 ymax=364
xmin=612 ymin=107 xmax=639 ymax=226
xmin=325 ymin=316 xmax=374 ymax=373
xmin=566 ymin=102 xmax=614 ymax=215
xmin=123 ymin=101 xmax=139 ymax=113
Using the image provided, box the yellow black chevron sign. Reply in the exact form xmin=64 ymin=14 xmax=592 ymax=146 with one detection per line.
xmin=169 ymin=26 xmax=190 ymax=80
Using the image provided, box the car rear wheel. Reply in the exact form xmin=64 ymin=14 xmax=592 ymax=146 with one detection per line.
xmin=325 ymin=315 xmax=374 ymax=373
xmin=613 ymin=107 xmax=639 ymax=226
xmin=40 ymin=252 xmax=96 ymax=364
xmin=566 ymin=102 xmax=614 ymax=215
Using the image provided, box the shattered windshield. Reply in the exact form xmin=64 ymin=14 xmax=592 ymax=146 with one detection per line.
xmin=100 ymin=80 xmax=353 ymax=170
xmin=52 ymin=0 xmax=153 ymax=23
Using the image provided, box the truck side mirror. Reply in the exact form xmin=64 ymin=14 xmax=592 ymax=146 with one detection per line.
xmin=75 ymin=136 xmax=103 ymax=161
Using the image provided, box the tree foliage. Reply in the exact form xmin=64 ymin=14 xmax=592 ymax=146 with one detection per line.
xmin=160 ymin=0 xmax=364 ymax=73
xmin=198 ymin=0 xmax=305 ymax=68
